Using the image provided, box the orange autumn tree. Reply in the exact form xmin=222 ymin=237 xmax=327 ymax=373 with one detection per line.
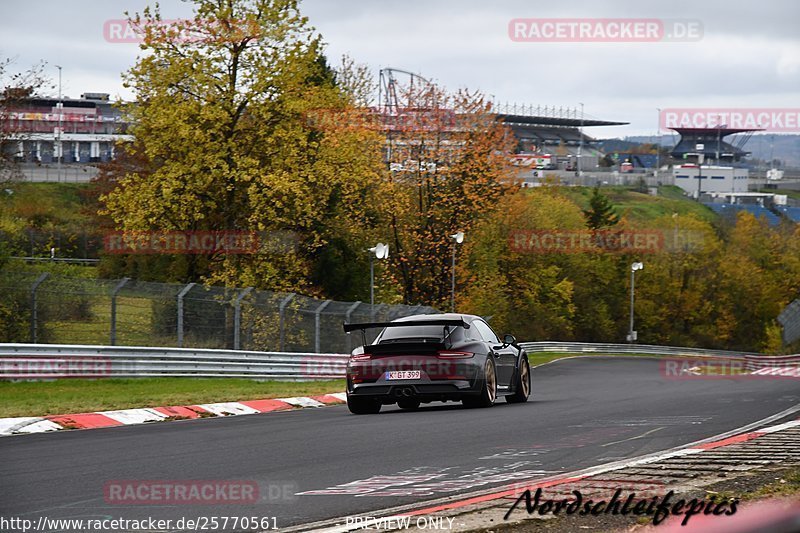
xmin=380 ymin=84 xmax=518 ymax=307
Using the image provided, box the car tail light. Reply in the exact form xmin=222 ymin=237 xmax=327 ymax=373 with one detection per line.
xmin=350 ymin=353 xmax=372 ymax=361
xmin=436 ymin=351 xmax=474 ymax=359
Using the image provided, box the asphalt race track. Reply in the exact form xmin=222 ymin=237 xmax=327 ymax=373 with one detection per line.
xmin=1 ymin=357 xmax=799 ymax=530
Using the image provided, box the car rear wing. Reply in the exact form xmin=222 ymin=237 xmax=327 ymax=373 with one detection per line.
xmin=342 ymin=318 xmax=470 ymax=333
xmin=343 ymin=318 xmax=470 ymax=347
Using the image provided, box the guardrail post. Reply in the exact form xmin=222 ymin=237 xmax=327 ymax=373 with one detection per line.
xmin=344 ymin=301 xmax=361 ymax=352
xmin=233 ymin=287 xmax=254 ymax=350
xmin=109 ymin=277 xmax=130 ymax=346
xmin=176 ymin=282 xmax=196 ymax=347
xmin=278 ymin=293 xmax=295 ymax=352
xmin=314 ymin=300 xmax=332 ymax=354
xmin=29 ymin=273 xmax=49 ymax=343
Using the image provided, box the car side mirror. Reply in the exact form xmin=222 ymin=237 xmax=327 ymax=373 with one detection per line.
xmin=503 ymin=334 xmax=516 ymax=346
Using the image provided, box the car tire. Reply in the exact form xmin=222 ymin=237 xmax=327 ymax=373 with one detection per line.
xmin=506 ymin=356 xmax=531 ymax=403
xmin=347 ymin=395 xmax=382 ymax=414
xmin=397 ymin=399 xmax=421 ymax=410
xmin=463 ymin=358 xmax=497 ymax=408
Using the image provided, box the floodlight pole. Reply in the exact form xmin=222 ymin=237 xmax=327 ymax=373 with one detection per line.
xmin=370 ymin=253 xmax=375 ymax=309
xmin=368 ymin=243 xmax=388 ymax=320
xmin=655 ymin=108 xmax=661 ymax=179
xmin=629 ymin=268 xmax=636 ymax=342
xmin=449 ymin=232 xmax=464 ymax=312
xmin=695 ymin=143 xmax=705 ymax=200
xmin=55 ymin=65 xmax=62 ymax=182
xmin=577 ymin=102 xmax=584 ymax=178
xmin=451 ymin=243 xmax=456 ymax=312
xmin=628 ymin=262 xmax=643 ymax=343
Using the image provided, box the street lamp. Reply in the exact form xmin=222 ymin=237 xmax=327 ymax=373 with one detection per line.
xmin=655 ymin=108 xmax=661 ymax=179
xmin=695 ymin=143 xmax=705 ymax=200
xmin=368 ymin=242 xmax=389 ymax=314
xmin=449 ymin=231 xmax=464 ymax=312
xmin=577 ymin=102 xmax=584 ymax=179
xmin=628 ymin=262 xmax=643 ymax=343
xmin=55 ymin=65 xmax=63 ymax=182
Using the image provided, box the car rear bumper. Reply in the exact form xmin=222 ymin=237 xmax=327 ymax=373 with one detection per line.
xmin=348 ymin=380 xmax=480 ymax=403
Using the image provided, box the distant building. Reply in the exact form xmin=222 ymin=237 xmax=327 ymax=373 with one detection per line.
xmin=673 ymin=164 xmax=748 ymax=197
xmin=4 ymin=92 xmax=132 ymax=180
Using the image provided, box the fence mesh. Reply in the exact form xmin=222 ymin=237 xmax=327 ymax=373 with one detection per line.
xmin=0 ymin=273 xmax=439 ymax=353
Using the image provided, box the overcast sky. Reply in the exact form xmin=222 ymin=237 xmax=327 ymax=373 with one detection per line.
xmin=1 ymin=0 xmax=797 ymax=137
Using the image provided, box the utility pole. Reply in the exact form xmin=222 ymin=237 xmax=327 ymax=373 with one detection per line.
xmin=55 ymin=65 xmax=63 ymax=182
xmin=577 ymin=102 xmax=584 ymax=178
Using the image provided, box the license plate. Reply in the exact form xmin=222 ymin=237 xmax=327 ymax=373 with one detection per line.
xmin=386 ymin=370 xmax=421 ymax=380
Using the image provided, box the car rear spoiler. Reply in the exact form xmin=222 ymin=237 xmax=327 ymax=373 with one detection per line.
xmin=343 ymin=318 xmax=470 ymax=347
xmin=342 ymin=318 xmax=470 ymax=333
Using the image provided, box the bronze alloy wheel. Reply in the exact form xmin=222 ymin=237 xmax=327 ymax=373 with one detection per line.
xmin=485 ymin=359 xmax=497 ymax=403
xmin=507 ymin=357 xmax=531 ymax=404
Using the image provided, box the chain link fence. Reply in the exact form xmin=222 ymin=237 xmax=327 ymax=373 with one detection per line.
xmin=0 ymin=273 xmax=438 ymax=353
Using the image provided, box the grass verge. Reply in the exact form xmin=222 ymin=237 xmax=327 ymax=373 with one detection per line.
xmin=0 ymin=378 xmax=345 ymax=418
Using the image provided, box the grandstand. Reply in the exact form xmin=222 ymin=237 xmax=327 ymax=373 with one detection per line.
xmin=703 ymin=203 xmax=782 ymax=226
xmin=775 ymin=206 xmax=800 ymax=223
xmin=497 ymin=109 xmax=627 ymax=158
xmin=669 ymin=127 xmax=761 ymax=164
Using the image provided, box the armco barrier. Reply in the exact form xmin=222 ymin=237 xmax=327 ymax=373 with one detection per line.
xmin=0 ymin=342 xmax=794 ymax=380
xmin=517 ymin=341 xmax=759 ymax=358
xmin=0 ymin=344 xmax=349 ymax=380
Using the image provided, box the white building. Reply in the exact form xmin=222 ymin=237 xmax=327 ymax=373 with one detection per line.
xmin=672 ymin=164 xmax=748 ymax=198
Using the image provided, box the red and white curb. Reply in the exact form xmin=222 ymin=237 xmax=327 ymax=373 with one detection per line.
xmin=0 ymin=392 xmax=347 ymax=437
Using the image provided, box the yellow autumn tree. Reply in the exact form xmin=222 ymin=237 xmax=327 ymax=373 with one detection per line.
xmin=101 ymin=0 xmax=385 ymax=292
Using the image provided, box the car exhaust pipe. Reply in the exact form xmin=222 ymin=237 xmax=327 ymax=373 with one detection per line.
xmin=394 ymin=387 xmax=413 ymax=398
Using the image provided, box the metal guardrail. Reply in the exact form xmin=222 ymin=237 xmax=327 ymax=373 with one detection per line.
xmin=517 ymin=341 xmax=760 ymax=358
xmin=0 ymin=342 xmax=795 ymax=380
xmin=0 ymin=344 xmax=348 ymax=380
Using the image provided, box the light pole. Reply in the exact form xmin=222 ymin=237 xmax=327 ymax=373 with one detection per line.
xmin=577 ymin=102 xmax=584 ymax=178
xmin=628 ymin=262 xmax=643 ymax=342
xmin=449 ymin=231 xmax=464 ymax=312
xmin=55 ymin=65 xmax=63 ymax=182
xmin=655 ymin=108 xmax=661 ymax=179
xmin=368 ymin=243 xmax=389 ymax=316
xmin=695 ymin=143 xmax=705 ymax=200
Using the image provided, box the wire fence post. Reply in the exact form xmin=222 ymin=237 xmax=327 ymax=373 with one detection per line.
xmin=233 ymin=287 xmax=253 ymax=350
xmin=29 ymin=273 xmax=49 ymax=343
xmin=278 ymin=293 xmax=295 ymax=352
xmin=109 ymin=277 xmax=129 ymax=346
xmin=176 ymin=282 xmax=196 ymax=348
xmin=344 ymin=301 xmax=361 ymax=353
xmin=314 ymin=300 xmax=331 ymax=354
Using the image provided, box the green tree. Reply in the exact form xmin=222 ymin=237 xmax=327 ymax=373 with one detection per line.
xmin=582 ymin=186 xmax=620 ymax=230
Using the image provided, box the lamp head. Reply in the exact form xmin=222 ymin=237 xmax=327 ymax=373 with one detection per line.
xmin=450 ymin=231 xmax=464 ymax=244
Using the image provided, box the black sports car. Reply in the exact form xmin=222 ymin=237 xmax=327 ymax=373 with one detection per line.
xmin=342 ymin=313 xmax=531 ymax=414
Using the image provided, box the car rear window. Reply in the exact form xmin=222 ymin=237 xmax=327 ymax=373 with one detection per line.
xmin=377 ymin=324 xmax=463 ymax=343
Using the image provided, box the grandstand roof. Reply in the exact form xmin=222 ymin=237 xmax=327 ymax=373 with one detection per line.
xmin=497 ymin=113 xmax=628 ymax=128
